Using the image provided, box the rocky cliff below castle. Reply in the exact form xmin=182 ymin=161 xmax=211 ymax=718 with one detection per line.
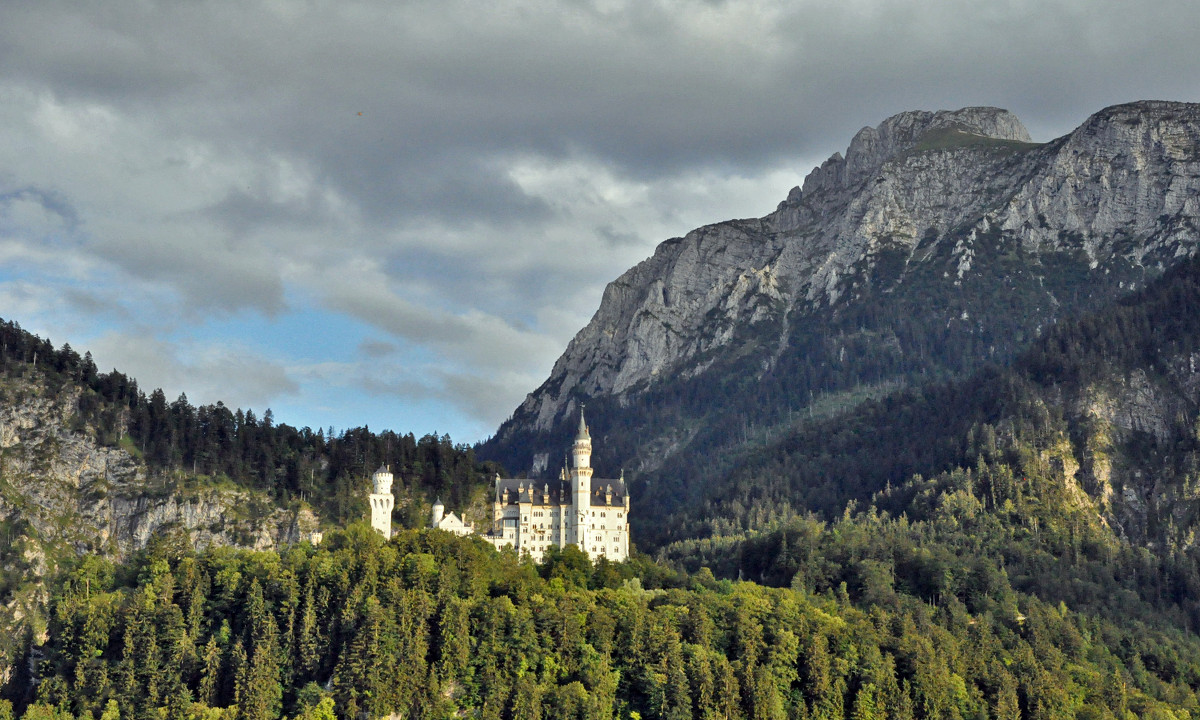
xmin=0 ymin=371 xmax=317 ymax=685
xmin=0 ymin=380 xmax=316 ymax=559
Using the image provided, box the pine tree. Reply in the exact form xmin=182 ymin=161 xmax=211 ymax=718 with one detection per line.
xmin=198 ymin=637 xmax=223 ymax=707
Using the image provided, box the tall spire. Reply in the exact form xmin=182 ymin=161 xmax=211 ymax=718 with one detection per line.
xmin=577 ymin=404 xmax=589 ymax=439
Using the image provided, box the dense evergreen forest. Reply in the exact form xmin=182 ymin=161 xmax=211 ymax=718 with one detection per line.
xmin=640 ymin=252 xmax=1200 ymax=553
xmin=0 ymin=320 xmax=500 ymax=527
xmin=7 ymin=525 xmax=1200 ymax=720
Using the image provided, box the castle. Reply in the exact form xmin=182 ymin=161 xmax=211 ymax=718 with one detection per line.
xmin=369 ymin=409 xmax=630 ymax=562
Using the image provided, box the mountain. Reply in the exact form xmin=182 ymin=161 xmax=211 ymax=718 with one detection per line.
xmin=654 ymin=251 xmax=1200 ymax=553
xmin=15 ymin=269 xmax=1200 ymax=718
xmin=8 ymin=101 xmax=1200 ymax=719
xmin=483 ymin=100 xmax=1200 ymax=542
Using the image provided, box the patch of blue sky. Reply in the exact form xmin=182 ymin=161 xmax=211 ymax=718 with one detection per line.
xmin=268 ymin=369 xmax=481 ymax=443
xmin=181 ymin=307 xmax=371 ymax=364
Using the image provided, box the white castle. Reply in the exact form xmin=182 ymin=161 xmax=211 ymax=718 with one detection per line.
xmin=368 ymin=409 xmax=630 ymax=562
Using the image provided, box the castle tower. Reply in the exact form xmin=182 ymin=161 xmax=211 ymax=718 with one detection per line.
xmin=431 ymin=498 xmax=445 ymax=527
xmin=570 ymin=407 xmax=592 ymax=550
xmin=370 ymin=464 xmax=395 ymax=539
xmin=572 ymin=408 xmax=592 ymax=469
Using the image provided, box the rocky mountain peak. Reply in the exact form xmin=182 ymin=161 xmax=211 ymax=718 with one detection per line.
xmin=490 ymin=101 xmax=1200 ymax=472
xmin=801 ymin=106 xmax=1032 ymax=197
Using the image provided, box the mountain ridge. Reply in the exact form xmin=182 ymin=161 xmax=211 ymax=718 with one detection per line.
xmin=486 ymin=100 xmax=1200 ymax=493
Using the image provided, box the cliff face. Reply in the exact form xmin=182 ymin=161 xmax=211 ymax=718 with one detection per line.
xmin=0 ymin=381 xmax=315 ymax=559
xmin=0 ymin=374 xmax=317 ymax=684
xmin=493 ymin=102 xmax=1200 ymax=470
xmin=1056 ymin=351 xmax=1200 ymax=549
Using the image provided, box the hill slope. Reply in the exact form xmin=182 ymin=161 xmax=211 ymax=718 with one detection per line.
xmin=653 ymin=251 xmax=1200 ymax=555
xmin=0 ymin=320 xmax=498 ymax=689
xmin=16 ymin=527 xmax=1200 ymax=720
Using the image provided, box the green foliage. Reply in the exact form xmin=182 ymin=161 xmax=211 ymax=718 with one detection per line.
xmin=16 ymin=528 xmax=1200 ymax=720
xmin=624 ymin=253 xmax=1200 ymax=574
xmin=8 ymin=173 xmax=1200 ymax=720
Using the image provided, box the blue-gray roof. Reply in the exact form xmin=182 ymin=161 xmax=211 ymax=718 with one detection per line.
xmin=494 ymin=476 xmax=627 ymax=507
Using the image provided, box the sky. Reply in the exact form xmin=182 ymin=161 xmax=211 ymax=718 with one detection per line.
xmin=1 ymin=0 xmax=1197 ymax=443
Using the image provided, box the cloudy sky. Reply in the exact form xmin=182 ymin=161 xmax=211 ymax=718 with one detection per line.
xmin=1 ymin=0 xmax=1196 ymax=442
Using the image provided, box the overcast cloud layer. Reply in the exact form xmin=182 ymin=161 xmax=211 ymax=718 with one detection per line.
xmin=1 ymin=0 xmax=1197 ymax=441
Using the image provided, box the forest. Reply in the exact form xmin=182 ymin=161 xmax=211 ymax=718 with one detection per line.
xmin=481 ymin=222 xmax=1143 ymax=518
xmin=635 ymin=252 xmax=1200 ymax=553
xmin=7 ymin=523 xmax=1200 ymax=720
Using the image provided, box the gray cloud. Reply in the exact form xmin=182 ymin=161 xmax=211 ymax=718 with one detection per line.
xmin=358 ymin=339 xmax=398 ymax=358
xmin=92 ymin=232 xmax=288 ymax=317
xmin=1 ymin=0 xmax=1197 ymax=437
xmin=0 ymin=187 xmax=80 ymax=234
xmin=12 ymin=1 xmax=1198 ymax=227
xmin=358 ymin=366 xmax=537 ymax=438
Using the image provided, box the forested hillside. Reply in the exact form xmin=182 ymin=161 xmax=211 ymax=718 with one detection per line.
xmin=0 ymin=320 xmax=501 ymax=695
xmin=6 ymin=101 xmax=1200 ymax=720
xmin=645 ymin=251 xmax=1200 ymax=555
xmin=8 ymin=526 xmax=1200 ymax=720
xmin=7 ymin=231 xmax=1200 ymax=720
xmin=0 ymin=319 xmax=500 ymax=528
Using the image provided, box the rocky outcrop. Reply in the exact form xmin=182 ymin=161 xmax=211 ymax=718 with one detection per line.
xmin=0 ymin=383 xmax=314 ymax=558
xmin=999 ymin=102 xmax=1200 ymax=262
xmin=507 ymin=102 xmax=1200 ymax=437
xmin=0 ymin=375 xmax=320 ymax=683
xmin=798 ymin=106 xmax=1032 ymax=198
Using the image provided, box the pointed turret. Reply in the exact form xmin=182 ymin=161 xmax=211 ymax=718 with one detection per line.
xmin=572 ymin=406 xmax=592 ymax=470
xmin=577 ymin=406 xmax=590 ymax=439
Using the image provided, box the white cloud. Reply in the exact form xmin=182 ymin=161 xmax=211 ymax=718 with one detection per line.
xmin=86 ymin=332 xmax=299 ymax=408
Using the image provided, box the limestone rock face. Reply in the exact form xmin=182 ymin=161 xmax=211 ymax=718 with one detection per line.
xmin=0 ymin=378 xmax=319 ymax=684
xmin=0 ymin=382 xmax=313 ymax=559
xmin=800 ymin=106 xmax=1032 ymax=197
xmin=998 ymin=102 xmax=1200 ymax=260
xmin=508 ymin=101 xmax=1200 ymax=436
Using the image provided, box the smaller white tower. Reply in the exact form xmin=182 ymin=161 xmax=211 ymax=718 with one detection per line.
xmin=431 ymin=498 xmax=445 ymax=528
xmin=370 ymin=464 xmax=395 ymax=539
